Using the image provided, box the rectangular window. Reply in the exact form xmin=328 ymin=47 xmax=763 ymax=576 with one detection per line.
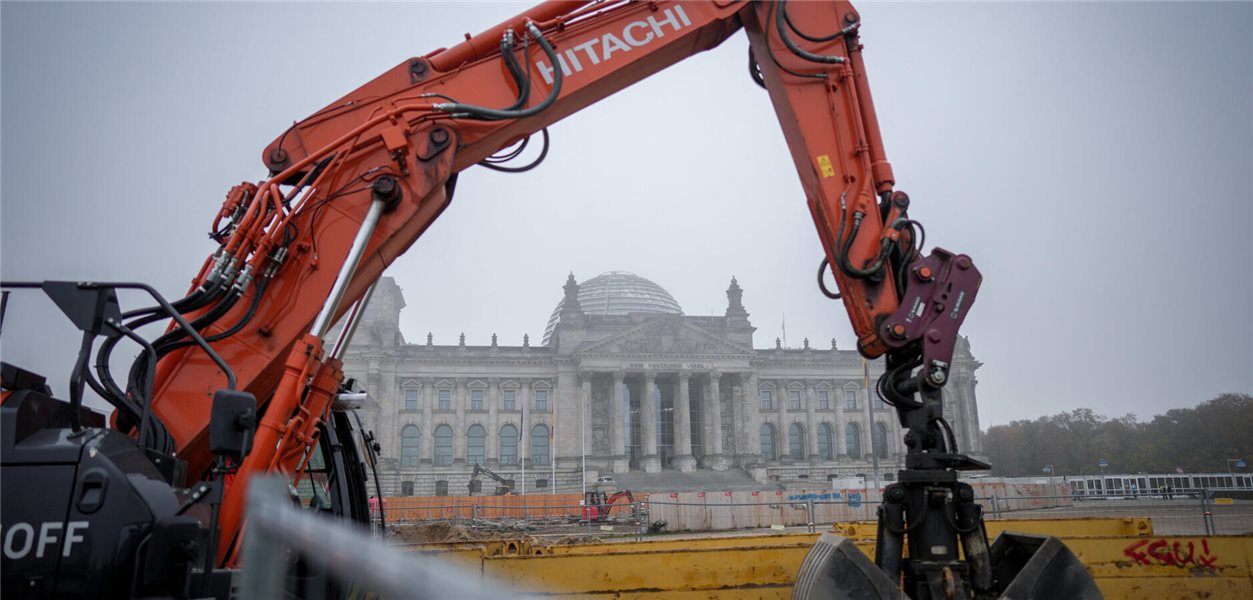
xmin=534 ymin=389 xmax=548 ymax=411
xmin=788 ymin=390 xmax=801 ymax=410
xmin=818 ymin=390 xmax=830 ymax=409
xmin=400 ymin=481 xmax=414 ymax=496
xmin=434 ymin=480 xmax=449 ymax=497
xmin=503 ymin=389 xmax=516 ymax=410
xmin=471 ymin=389 xmax=484 ymax=410
xmin=404 ymin=389 xmax=419 ymax=411
xmin=845 ymin=389 xmax=858 ymax=410
xmin=438 ymin=389 xmax=451 ymax=410
xmin=535 ymin=478 xmax=548 ymax=489
xmin=760 ymin=390 xmax=773 ymax=410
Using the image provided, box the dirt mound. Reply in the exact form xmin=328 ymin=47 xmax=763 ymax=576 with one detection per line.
xmin=390 ymin=522 xmax=485 ymax=543
xmin=389 ymin=521 xmax=545 ymax=544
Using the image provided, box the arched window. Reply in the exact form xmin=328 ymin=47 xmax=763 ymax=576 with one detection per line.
xmin=400 ymin=425 xmax=420 ymax=467
xmin=467 ymin=424 xmax=486 ymax=465
xmin=434 ymin=424 xmax=453 ymax=465
xmin=760 ymin=423 xmax=777 ymax=461
xmin=788 ymin=423 xmax=805 ymax=460
xmin=845 ymin=422 xmax=861 ymax=458
xmin=874 ymin=422 xmax=890 ymax=459
xmin=818 ymin=423 xmax=834 ymax=460
xmin=531 ymin=424 xmax=551 ymax=466
xmin=499 ymin=425 xmax=518 ymax=465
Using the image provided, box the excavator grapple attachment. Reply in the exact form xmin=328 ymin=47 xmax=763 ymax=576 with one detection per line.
xmin=792 ymin=531 xmax=1102 ymax=600
xmin=793 ymin=533 xmax=906 ymax=600
xmin=988 ymin=532 xmax=1103 ymax=599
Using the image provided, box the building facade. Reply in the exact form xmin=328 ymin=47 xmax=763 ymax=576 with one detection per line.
xmin=337 ymin=272 xmax=984 ymax=496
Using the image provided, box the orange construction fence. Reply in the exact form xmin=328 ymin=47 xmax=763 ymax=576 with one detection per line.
xmin=380 ymin=493 xmax=597 ymax=522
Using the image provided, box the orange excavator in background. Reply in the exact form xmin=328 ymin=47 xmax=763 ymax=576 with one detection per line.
xmin=581 ymin=489 xmax=635 ymax=523
xmin=1 ymin=1 xmax=1100 ymax=598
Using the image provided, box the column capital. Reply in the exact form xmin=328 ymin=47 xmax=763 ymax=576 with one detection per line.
xmin=677 ymin=370 xmax=692 ymax=381
xmin=611 ymin=370 xmax=625 ymax=382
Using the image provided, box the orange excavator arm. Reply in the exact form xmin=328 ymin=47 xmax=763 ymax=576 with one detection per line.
xmin=122 ymin=0 xmax=980 ymax=567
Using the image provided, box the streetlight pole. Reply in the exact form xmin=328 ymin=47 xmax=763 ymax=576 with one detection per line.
xmin=1043 ymin=465 xmax=1055 ymax=506
xmin=1098 ymin=459 xmax=1108 ymax=496
xmin=1226 ymin=458 xmax=1247 ymax=489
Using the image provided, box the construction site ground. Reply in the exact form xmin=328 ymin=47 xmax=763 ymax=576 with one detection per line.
xmin=387 ymin=498 xmax=1253 ymax=548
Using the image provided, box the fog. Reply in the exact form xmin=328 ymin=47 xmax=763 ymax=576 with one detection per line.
xmin=2 ymin=2 xmax=1250 ymax=427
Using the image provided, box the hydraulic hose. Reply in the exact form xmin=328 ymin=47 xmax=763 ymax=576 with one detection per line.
xmin=775 ymin=0 xmax=846 ymax=65
xmin=434 ymin=22 xmax=562 ymax=121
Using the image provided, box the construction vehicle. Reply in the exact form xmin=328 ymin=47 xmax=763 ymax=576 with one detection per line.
xmin=581 ymin=490 xmax=635 ymax=523
xmin=469 ymin=464 xmax=516 ymax=496
xmin=0 ymin=1 xmax=1101 ymax=598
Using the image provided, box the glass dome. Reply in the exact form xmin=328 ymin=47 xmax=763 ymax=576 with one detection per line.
xmin=543 ymin=271 xmax=682 ymax=344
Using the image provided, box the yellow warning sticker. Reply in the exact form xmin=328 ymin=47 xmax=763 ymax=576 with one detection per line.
xmin=817 ymin=155 xmax=835 ymax=178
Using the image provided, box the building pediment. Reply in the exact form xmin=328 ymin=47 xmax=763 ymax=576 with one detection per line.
xmin=576 ymin=319 xmax=754 ymax=357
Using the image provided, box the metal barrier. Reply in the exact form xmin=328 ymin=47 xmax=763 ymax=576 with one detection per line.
xmin=375 ymin=490 xmax=1251 ymax=539
xmin=985 ymin=492 xmax=1253 ymax=536
xmin=241 ymin=477 xmax=527 ymax=599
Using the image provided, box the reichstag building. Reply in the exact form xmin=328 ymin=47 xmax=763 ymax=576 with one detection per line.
xmin=338 ymin=272 xmax=985 ymax=496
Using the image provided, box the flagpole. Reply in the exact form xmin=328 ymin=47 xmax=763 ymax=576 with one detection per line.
xmin=556 ymin=380 xmax=561 ymax=493
xmin=862 ymin=357 xmax=881 ymax=494
xmin=521 ymin=387 xmax=526 ymax=498
xmin=580 ymin=379 xmax=587 ymax=500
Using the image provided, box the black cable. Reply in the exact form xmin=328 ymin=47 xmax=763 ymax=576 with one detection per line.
xmin=500 ymin=30 xmax=532 ymax=111
xmin=434 ymin=22 xmax=562 ymax=121
xmin=122 ymin=285 xmax=242 ymax=397
xmin=837 ymin=213 xmax=891 ymax=278
xmin=782 ymin=1 xmax=860 ymax=43
xmin=481 ymin=135 xmax=531 ymax=164
xmin=761 ymin=2 xmax=826 ymax=81
xmin=479 ymin=128 xmax=550 ymax=173
xmin=775 ymin=0 xmax=847 ymax=65
xmin=158 ymin=279 xmax=268 ymax=353
xmin=817 ymin=257 xmax=841 ymax=299
xmin=748 ymin=49 xmax=767 ymax=89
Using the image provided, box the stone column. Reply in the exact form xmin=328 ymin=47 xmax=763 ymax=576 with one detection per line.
xmin=580 ymin=373 xmax=593 ymax=466
xmin=422 ymin=378 xmax=435 ymax=464
xmin=453 ymin=378 xmax=466 ymax=464
xmin=640 ymin=371 xmax=660 ymax=473
xmin=704 ymin=371 xmax=728 ymax=471
xmin=740 ymin=372 xmax=761 ymax=466
xmin=673 ymin=371 xmax=696 ymax=472
xmin=487 ymin=378 xmax=499 ymax=466
xmin=610 ymin=371 xmax=628 ymax=472
xmin=805 ymin=379 xmax=820 ymax=462
xmin=834 ymin=387 xmax=846 ymax=461
xmin=775 ymin=379 xmax=787 ymax=462
xmin=520 ymin=379 xmax=531 ymax=465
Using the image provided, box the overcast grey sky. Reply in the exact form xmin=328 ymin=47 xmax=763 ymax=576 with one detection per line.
xmin=2 ymin=2 xmax=1250 ymax=428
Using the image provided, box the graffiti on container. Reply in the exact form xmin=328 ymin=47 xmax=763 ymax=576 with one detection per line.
xmin=1122 ymin=538 xmax=1218 ymax=569
xmin=784 ymin=491 xmax=862 ymax=508
xmin=787 ymin=493 xmax=841 ymax=502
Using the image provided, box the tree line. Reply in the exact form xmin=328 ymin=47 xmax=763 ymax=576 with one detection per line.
xmin=982 ymin=393 xmax=1252 ymax=477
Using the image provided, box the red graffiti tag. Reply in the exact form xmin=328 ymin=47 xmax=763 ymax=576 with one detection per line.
xmin=1123 ymin=538 xmax=1218 ymax=569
